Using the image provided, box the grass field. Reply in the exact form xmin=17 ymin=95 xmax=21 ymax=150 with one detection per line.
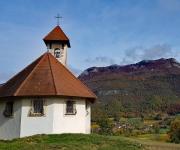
xmin=0 ymin=134 xmax=179 ymax=150
xmin=0 ymin=134 xmax=142 ymax=150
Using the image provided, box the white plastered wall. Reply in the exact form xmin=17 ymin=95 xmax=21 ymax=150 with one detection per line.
xmin=0 ymin=97 xmax=91 ymax=139
xmin=52 ymin=98 xmax=87 ymax=134
xmin=48 ymin=44 xmax=68 ymax=66
xmin=20 ymin=98 xmax=54 ymax=137
xmin=0 ymin=100 xmax=22 ymax=140
xmin=20 ymin=98 xmax=90 ymax=138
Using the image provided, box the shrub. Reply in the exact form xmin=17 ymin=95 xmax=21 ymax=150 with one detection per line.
xmin=153 ymin=123 xmax=160 ymax=134
xmin=91 ymin=123 xmax=100 ymax=133
xmin=127 ymin=118 xmax=143 ymax=129
xmin=154 ymin=113 xmax=162 ymax=120
xmin=97 ymin=117 xmax=113 ymax=135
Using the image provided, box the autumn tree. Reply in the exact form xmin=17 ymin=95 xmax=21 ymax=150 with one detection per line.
xmin=168 ymin=118 xmax=180 ymax=143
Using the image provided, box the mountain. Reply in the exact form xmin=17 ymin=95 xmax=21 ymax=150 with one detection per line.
xmin=78 ymin=58 xmax=180 ymax=117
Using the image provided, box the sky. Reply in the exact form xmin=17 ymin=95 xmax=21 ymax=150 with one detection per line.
xmin=0 ymin=0 xmax=180 ymax=83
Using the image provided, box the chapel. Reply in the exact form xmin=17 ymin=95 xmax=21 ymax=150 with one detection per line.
xmin=0 ymin=25 xmax=96 ymax=140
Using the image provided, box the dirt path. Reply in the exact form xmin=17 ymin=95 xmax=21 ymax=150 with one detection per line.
xmin=132 ymin=139 xmax=180 ymax=150
xmin=142 ymin=141 xmax=180 ymax=150
xmin=119 ymin=136 xmax=180 ymax=150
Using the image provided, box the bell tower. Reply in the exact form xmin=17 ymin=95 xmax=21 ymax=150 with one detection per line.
xmin=43 ymin=25 xmax=70 ymax=66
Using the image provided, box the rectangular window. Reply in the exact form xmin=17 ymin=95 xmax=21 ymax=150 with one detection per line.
xmin=3 ymin=101 xmax=14 ymax=117
xmin=85 ymin=100 xmax=90 ymax=115
xmin=29 ymin=99 xmax=44 ymax=116
xmin=66 ymin=100 xmax=76 ymax=115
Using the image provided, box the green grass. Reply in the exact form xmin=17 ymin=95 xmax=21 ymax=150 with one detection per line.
xmin=0 ymin=134 xmax=143 ymax=150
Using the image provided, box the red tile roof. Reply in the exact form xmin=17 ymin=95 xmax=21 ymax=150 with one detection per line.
xmin=0 ymin=53 xmax=96 ymax=101
xmin=43 ymin=26 xmax=70 ymax=47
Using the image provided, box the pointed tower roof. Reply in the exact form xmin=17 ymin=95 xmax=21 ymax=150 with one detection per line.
xmin=43 ymin=26 xmax=70 ymax=47
xmin=0 ymin=53 xmax=96 ymax=101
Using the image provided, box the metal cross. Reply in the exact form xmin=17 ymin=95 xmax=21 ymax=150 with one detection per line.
xmin=55 ymin=14 xmax=62 ymax=26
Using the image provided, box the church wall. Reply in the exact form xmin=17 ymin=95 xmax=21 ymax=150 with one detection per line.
xmin=48 ymin=44 xmax=68 ymax=66
xmin=63 ymin=45 xmax=68 ymax=65
xmin=0 ymin=100 xmax=22 ymax=140
xmin=18 ymin=97 xmax=91 ymax=138
xmin=51 ymin=43 xmax=63 ymax=49
xmin=52 ymin=98 xmax=87 ymax=134
xmin=20 ymin=98 xmax=54 ymax=137
xmin=85 ymin=101 xmax=91 ymax=134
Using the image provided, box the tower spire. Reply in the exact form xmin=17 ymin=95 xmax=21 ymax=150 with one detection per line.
xmin=55 ymin=13 xmax=62 ymax=26
xmin=43 ymin=22 xmax=70 ymax=66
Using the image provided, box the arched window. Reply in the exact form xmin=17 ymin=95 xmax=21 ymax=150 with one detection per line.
xmin=54 ymin=48 xmax=61 ymax=58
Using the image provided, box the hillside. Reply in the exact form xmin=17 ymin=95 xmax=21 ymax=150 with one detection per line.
xmin=79 ymin=58 xmax=180 ymax=117
xmin=0 ymin=134 xmax=142 ymax=150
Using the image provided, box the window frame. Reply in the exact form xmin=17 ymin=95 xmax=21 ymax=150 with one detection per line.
xmin=29 ymin=99 xmax=45 ymax=117
xmin=85 ymin=100 xmax=90 ymax=116
xmin=65 ymin=100 xmax=76 ymax=115
xmin=3 ymin=101 xmax=14 ymax=118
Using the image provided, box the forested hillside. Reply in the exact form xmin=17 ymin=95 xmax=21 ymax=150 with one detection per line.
xmin=79 ymin=58 xmax=180 ymax=118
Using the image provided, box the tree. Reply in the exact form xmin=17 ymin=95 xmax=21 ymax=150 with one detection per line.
xmin=168 ymin=118 xmax=180 ymax=143
xmin=97 ymin=117 xmax=113 ymax=135
xmin=105 ymin=99 xmax=123 ymax=121
xmin=91 ymin=103 xmax=107 ymax=122
xmin=167 ymin=103 xmax=180 ymax=115
xmin=127 ymin=118 xmax=143 ymax=129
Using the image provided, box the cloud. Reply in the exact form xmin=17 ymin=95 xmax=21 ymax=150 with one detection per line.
xmin=83 ymin=44 xmax=179 ymax=67
xmin=142 ymin=44 xmax=172 ymax=59
xmin=121 ymin=44 xmax=176 ymax=64
xmin=85 ymin=56 xmax=115 ymax=66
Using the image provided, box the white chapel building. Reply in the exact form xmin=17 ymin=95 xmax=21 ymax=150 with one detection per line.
xmin=0 ymin=25 xmax=96 ymax=140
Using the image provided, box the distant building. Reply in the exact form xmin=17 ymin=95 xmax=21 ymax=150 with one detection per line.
xmin=0 ymin=25 xmax=96 ymax=140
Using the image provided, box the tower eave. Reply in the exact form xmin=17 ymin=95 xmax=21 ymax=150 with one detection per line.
xmin=43 ymin=39 xmax=71 ymax=48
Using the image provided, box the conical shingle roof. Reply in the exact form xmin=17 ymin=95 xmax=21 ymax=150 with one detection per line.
xmin=0 ymin=53 xmax=96 ymax=101
xmin=43 ymin=26 xmax=70 ymax=47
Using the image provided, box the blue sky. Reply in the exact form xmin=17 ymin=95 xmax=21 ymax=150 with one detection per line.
xmin=0 ymin=0 xmax=180 ymax=83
